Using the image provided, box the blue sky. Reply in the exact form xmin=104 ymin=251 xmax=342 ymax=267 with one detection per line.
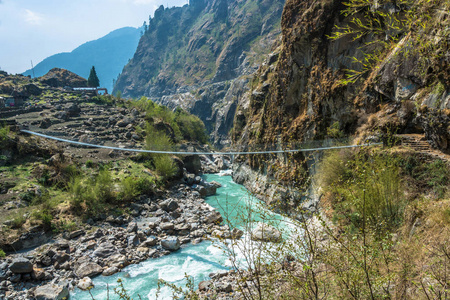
xmin=0 ymin=0 xmax=187 ymax=74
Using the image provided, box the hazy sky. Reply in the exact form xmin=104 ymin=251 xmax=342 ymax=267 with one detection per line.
xmin=0 ymin=0 xmax=187 ymax=74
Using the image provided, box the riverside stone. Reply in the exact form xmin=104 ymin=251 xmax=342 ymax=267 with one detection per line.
xmin=77 ymin=277 xmax=94 ymax=290
xmin=9 ymin=257 xmax=33 ymax=274
xmin=75 ymin=262 xmax=103 ymax=278
xmin=93 ymin=243 xmax=117 ymax=258
xmin=34 ymin=284 xmax=69 ymax=300
xmin=160 ymin=199 xmax=179 ymax=212
xmin=141 ymin=236 xmax=158 ymax=247
xmin=102 ymin=266 xmax=119 ymax=276
xmin=160 ymin=222 xmax=174 ymax=230
xmin=205 ymin=211 xmax=223 ymax=224
xmin=160 ymin=237 xmax=180 ymax=251
xmin=127 ymin=222 xmax=138 ymax=233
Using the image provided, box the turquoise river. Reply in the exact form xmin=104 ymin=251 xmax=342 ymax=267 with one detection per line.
xmin=71 ymin=173 xmax=288 ymax=300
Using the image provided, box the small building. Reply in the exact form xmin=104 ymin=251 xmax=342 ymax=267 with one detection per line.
xmin=72 ymin=87 xmax=108 ymax=96
xmin=0 ymin=96 xmax=16 ymax=107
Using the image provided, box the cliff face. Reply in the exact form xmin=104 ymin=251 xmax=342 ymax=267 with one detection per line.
xmin=114 ymin=0 xmax=285 ymax=146
xmin=232 ymin=0 xmax=450 ymax=207
xmin=115 ymin=0 xmax=284 ymax=98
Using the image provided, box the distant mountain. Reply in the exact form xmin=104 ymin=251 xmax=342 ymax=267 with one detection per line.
xmin=23 ymin=27 xmax=141 ymax=92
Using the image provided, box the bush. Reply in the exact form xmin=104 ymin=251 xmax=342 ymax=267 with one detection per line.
xmin=10 ymin=214 xmax=26 ymax=229
xmin=0 ymin=125 xmax=10 ymax=144
xmin=32 ymin=209 xmax=53 ymax=229
xmin=174 ymin=109 xmax=208 ymax=143
xmin=154 ymin=155 xmax=177 ymax=179
xmin=119 ymin=177 xmax=139 ymax=202
xmin=90 ymin=95 xmax=115 ymax=106
xmin=68 ymin=169 xmax=114 ymax=214
xmin=319 ymin=149 xmax=404 ymax=233
xmin=0 ymin=249 xmax=5 ymax=258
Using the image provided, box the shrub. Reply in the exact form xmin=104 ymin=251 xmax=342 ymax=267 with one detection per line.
xmin=154 ymin=155 xmax=177 ymax=179
xmin=85 ymin=160 xmax=95 ymax=168
xmin=174 ymin=109 xmax=208 ymax=143
xmin=0 ymin=125 xmax=10 ymax=144
xmin=32 ymin=209 xmax=53 ymax=229
xmin=0 ymin=249 xmax=5 ymax=258
xmin=422 ymin=160 xmax=449 ymax=198
xmin=90 ymin=95 xmax=115 ymax=106
xmin=319 ymin=149 xmax=404 ymax=233
xmin=119 ymin=177 xmax=139 ymax=202
xmin=11 ymin=214 xmax=26 ymax=229
xmin=68 ymin=169 xmax=114 ymax=214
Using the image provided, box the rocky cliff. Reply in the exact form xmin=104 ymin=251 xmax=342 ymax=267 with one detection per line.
xmin=114 ymin=0 xmax=285 ymax=146
xmin=232 ymin=0 xmax=450 ymax=208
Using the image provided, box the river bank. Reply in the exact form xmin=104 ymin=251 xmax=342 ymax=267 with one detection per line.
xmin=0 ymin=172 xmax=235 ymax=300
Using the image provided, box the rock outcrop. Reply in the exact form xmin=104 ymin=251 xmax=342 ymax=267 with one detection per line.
xmin=39 ymin=68 xmax=87 ymax=88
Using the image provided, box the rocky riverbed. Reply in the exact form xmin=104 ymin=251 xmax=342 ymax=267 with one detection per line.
xmin=0 ymin=174 xmax=239 ymax=300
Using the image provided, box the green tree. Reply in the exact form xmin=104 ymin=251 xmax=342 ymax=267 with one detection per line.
xmin=87 ymin=66 xmax=100 ymax=87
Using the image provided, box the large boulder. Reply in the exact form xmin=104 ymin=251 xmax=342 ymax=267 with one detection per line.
xmin=75 ymin=262 xmax=103 ymax=278
xmin=160 ymin=199 xmax=179 ymax=212
xmin=9 ymin=257 xmax=33 ymax=274
xmin=34 ymin=284 xmax=69 ymax=300
xmin=77 ymin=277 xmax=94 ymax=290
xmin=205 ymin=211 xmax=223 ymax=224
xmin=183 ymin=155 xmax=202 ymax=174
xmin=251 ymin=223 xmax=282 ymax=243
xmin=93 ymin=243 xmax=117 ymax=258
xmin=161 ymin=236 xmax=180 ymax=251
xmin=65 ymin=102 xmax=81 ymax=117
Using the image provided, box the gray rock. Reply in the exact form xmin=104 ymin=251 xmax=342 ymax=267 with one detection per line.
xmin=251 ymin=223 xmax=282 ymax=243
xmin=77 ymin=277 xmax=94 ymax=290
xmin=102 ymin=266 xmax=119 ymax=276
xmin=65 ymin=103 xmax=80 ymax=117
xmin=205 ymin=211 xmax=223 ymax=224
xmin=231 ymin=228 xmax=244 ymax=239
xmin=108 ymin=254 xmax=127 ymax=268
xmin=160 ymin=237 xmax=181 ymax=251
xmin=75 ymin=262 xmax=103 ymax=278
xmin=68 ymin=229 xmax=85 ymax=239
xmin=34 ymin=284 xmax=69 ymax=300
xmin=198 ymin=280 xmax=212 ymax=291
xmin=9 ymin=257 xmax=33 ymax=274
xmin=127 ymin=235 xmax=140 ymax=247
xmin=160 ymin=199 xmax=179 ymax=212
xmin=185 ymin=173 xmax=195 ymax=185
xmin=93 ymin=243 xmax=117 ymax=258
xmin=215 ymin=282 xmax=233 ymax=293
xmin=160 ymin=222 xmax=174 ymax=230
xmin=141 ymin=236 xmax=158 ymax=247
xmin=127 ymin=222 xmax=138 ymax=233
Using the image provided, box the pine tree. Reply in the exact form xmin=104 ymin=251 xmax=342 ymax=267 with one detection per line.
xmin=87 ymin=66 xmax=100 ymax=87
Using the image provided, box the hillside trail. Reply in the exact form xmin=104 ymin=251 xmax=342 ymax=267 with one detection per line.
xmin=397 ymin=134 xmax=450 ymax=163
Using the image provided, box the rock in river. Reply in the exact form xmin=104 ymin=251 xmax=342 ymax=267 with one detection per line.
xmin=161 ymin=236 xmax=180 ymax=251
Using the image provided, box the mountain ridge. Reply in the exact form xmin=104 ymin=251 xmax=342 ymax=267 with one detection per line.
xmin=23 ymin=27 xmax=141 ymax=92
